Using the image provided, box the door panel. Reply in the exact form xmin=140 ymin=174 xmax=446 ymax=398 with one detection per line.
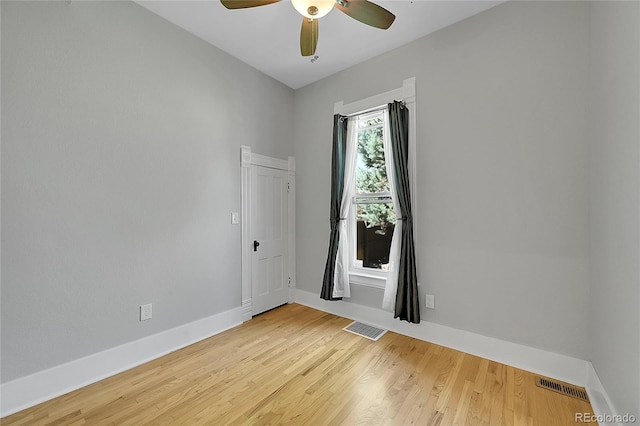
xmin=250 ymin=165 xmax=289 ymax=315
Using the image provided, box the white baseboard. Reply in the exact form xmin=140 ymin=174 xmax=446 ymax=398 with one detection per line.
xmin=586 ymin=363 xmax=622 ymax=426
xmin=295 ymin=288 xmax=619 ymax=426
xmin=0 ymin=306 xmax=244 ymax=418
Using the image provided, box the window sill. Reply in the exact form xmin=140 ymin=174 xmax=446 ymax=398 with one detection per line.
xmin=349 ymin=271 xmax=386 ymax=289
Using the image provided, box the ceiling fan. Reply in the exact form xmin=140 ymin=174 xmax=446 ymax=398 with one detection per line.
xmin=220 ymin=0 xmax=396 ymax=56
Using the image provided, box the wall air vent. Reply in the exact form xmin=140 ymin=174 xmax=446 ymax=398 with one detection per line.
xmin=535 ymin=376 xmax=590 ymax=402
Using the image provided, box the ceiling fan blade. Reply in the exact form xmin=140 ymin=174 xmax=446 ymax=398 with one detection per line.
xmin=220 ymin=0 xmax=280 ymax=10
xmin=300 ymin=17 xmax=319 ymax=57
xmin=335 ymin=0 xmax=395 ymax=30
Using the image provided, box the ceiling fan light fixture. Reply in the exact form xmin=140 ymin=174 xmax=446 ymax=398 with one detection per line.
xmin=220 ymin=0 xmax=396 ymax=57
xmin=291 ymin=0 xmax=335 ymax=19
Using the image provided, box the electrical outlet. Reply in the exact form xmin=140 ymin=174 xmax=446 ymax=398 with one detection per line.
xmin=140 ymin=303 xmax=152 ymax=321
xmin=425 ymin=294 xmax=435 ymax=309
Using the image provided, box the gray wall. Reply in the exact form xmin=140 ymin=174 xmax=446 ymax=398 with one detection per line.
xmin=588 ymin=1 xmax=640 ymax=418
xmin=294 ymin=1 xmax=591 ymax=359
xmin=1 ymin=0 xmax=293 ymax=382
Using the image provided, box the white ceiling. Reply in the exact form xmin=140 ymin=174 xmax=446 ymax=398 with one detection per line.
xmin=136 ymin=0 xmax=504 ymax=89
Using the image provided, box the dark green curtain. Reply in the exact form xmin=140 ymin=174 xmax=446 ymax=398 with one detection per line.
xmin=388 ymin=101 xmax=420 ymax=323
xmin=320 ymin=115 xmax=348 ymax=300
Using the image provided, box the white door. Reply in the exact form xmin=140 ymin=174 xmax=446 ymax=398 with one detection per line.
xmin=250 ymin=165 xmax=290 ymax=315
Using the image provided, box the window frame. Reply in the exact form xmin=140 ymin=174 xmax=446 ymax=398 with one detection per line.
xmin=334 ymin=78 xmax=417 ymax=290
xmin=348 ymin=110 xmax=394 ymax=286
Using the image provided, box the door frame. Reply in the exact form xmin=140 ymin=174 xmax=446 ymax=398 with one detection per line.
xmin=240 ymin=145 xmax=295 ymax=321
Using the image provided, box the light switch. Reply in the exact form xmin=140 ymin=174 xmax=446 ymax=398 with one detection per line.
xmin=231 ymin=212 xmax=239 ymax=225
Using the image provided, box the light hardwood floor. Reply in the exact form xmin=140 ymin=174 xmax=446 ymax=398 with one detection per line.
xmin=3 ymin=303 xmax=595 ymax=425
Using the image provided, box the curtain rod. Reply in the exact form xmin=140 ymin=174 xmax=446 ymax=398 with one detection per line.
xmin=339 ymin=99 xmax=406 ymax=119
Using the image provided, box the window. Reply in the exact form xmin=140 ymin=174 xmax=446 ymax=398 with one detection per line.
xmin=348 ymin=110 xmax=396 ymax=286
xmin=332 ymin=77 xmax=416 ymax=291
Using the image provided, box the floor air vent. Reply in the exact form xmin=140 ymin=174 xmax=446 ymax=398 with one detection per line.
xmin=343 ymin=321 xmax=387 ymax=341
xmin=535 ymin=376 xmax=590 ymax=402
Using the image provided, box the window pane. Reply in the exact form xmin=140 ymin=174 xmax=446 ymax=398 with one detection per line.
xmin=356 ymin=203 xmax=396 ymax=270
xmin=356 ymin=124 xmax=389 ymax=194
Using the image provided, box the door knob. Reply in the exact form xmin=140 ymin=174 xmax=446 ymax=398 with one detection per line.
xmin=253 ymin=240 xmax=260 ymax=252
